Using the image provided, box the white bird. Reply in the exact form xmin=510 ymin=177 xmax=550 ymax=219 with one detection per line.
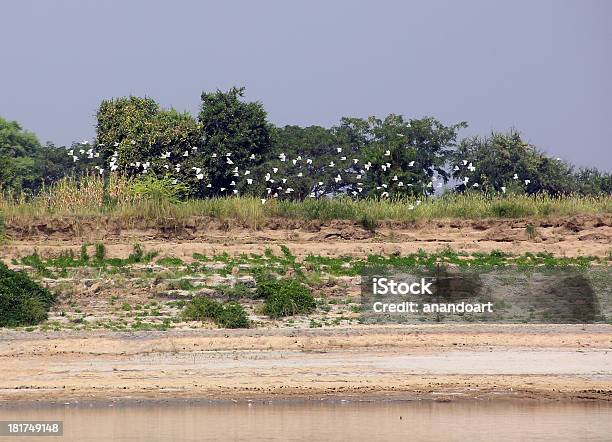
xmin=247 ymin=178 xmax=253 ymax=185
xmin=329 ymin=161 xmax=335 ymax=167
xmin=408 ymin=161 xmax=415 ymax=167
xmin=384 ymin=150 xmax=391 ymax=156
xmin=196 ymin=173 xmax=204 ymax=180
xmin=183 ymin=151 xmax=189 ymax=157
xmin=501 ymin=186 xmax=507 ymax=193
xmin=261 ymin=198 xmax=266 ymax=204
xmin=306 ymin=159 xmax=313 ymax=164
xmin=524 ymin=179 xmax=531 ymax=185
xmin=318 ymin=181 xmax=324 ymax=186
xmin=513 ymin=174 xmax=519 ymax=180
xmin=467 ymin=163 xmax=476 ymax=172
xmin=226 ymin=158 xmax=234 ymax=165
xmin=334 ymin=174 xmax=342 ymax=183
xmin=340 ymin=156 xmax=346 ymax=161
xmin=250 ymin=154 xmax=256 ymax=160
xmin=337 ymin=148 xmax=342 ymax=153
xmin=453 ymin=166 xmax=459 ymax=171
xmin=273 ymin=168 xmax=278 ymax=173
xmin=462 ymin=160 xmax=468 ymax=165
xmin=472 ymin=183 xmax=479 ymax=187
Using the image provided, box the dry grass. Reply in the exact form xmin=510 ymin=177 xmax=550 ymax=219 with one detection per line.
xmin=1 ymin=175 xmax=610 ymax=229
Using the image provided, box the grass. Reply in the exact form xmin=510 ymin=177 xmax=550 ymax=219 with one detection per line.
xmin=0 ymin=175 xmax=609 ymax=228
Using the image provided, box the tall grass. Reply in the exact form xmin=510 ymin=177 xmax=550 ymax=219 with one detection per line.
xmin=0 ymin=175 xmax=610 ymax=228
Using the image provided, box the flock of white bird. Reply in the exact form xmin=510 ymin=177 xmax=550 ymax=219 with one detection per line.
xmin=68 ymin=139 xmax=533 ymax=205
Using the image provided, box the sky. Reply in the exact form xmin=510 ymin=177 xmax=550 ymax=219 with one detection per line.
xmin=1 ymin=0 xmax=610 ymax=169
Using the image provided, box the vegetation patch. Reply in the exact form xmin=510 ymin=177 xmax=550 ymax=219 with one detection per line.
xmin=0 ymin=262 xmax=55 ymax=327
xmin=258 ymin=278 xmax=316 ymax=318
xmin=183 ymin=296 xmax=249 ymax=328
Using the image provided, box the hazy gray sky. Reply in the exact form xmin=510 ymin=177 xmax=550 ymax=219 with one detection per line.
xmin=1 ymin=0 xmax=610 ymax=169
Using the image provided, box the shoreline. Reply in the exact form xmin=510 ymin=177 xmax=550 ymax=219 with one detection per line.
xmin=1 ymin=325 xmax=610 ymax=405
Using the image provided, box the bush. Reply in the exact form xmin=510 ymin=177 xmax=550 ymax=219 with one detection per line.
xmin=0 ymin=262 xmax=55 ymax=327
xmin=215 ymin=302 xmax=250 ymax=328
xmin=183 ymin=296 xmax=249 ymax=328
xmin=258 ymin=278 xmax=316 ymax=318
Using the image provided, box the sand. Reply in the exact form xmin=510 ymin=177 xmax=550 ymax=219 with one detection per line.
xmin=1 ymin=324 xmax=610 ymax=404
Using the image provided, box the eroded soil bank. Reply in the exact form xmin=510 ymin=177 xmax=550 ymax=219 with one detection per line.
xmin=3 ymin=214 xmax=612 ymax=259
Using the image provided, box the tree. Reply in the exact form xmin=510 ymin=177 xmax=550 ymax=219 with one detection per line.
xmin=574 ymin=168 xmax=612 ymax=196
xmin=95 ymin=96 xmax=204 ymax=195
xmin=198 ymin=87 xmax=272 ymax=195
xmin=358 ymin=115 xmax=466 ymax=197
xmin=0 ymin=117 xmax=41 ymax=194
xmin=451 ymin=131 xmax=577 ymax=195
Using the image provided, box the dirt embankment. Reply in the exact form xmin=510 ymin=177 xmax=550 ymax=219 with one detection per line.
xmin=2 ymin=214 xmax=610 ymax=260
xmin=0 ymin=324 xmax=610 ymax=404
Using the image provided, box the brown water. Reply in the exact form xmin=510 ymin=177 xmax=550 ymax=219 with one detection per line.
xmin=1 ymin=400 xmax=611 ymax=441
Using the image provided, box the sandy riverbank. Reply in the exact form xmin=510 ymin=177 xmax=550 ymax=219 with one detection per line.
xmin=1 ymin=324 xmax=610 ymax=404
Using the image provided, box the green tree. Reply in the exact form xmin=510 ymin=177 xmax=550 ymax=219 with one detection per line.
xmin=198 ymin=87 xmax=272 ymax=195
xmin=451 ymin=131 xmax=577 ymax=195
xmin=0 ymin=117 xmax=43 ymax=193
xmin=574 ymin=168 xmax=612 ymax=195
xmin=95 ymin=96 xmax=204 ymax=195
xmin=359 ymin=115 xmax=466 ymax=197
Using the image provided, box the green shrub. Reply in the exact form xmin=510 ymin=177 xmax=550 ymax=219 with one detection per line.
xmin=94 ymin=243 xmax=106 ymax=262
xmin=215 ymin=302 xmax=249 ymax=328
xmin=183 ymin=296 xmax=249 ymax=328
xmin=0 ymin=262 xmax=55 ymax=327
xmin=79 ymin=244 xmax=90 ymax=263
xmin=258 ymin=278 xmax=316 ymax=318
